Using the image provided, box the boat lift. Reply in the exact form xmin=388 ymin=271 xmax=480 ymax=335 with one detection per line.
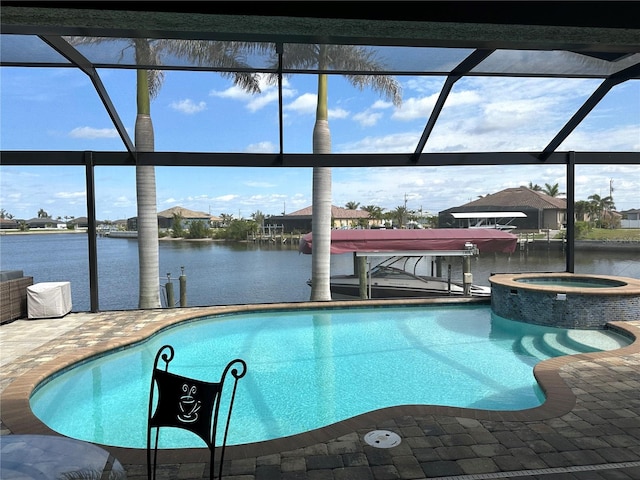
xmin=450 ymin=211 xmax=527 ymax=230
xmin=300 ymin=228 xmax=518 ymax=299
xmin=353 ymin=243 xmax=479 ymax=298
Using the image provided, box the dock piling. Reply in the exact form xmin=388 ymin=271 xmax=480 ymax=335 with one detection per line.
xmin=165 ymin=273 xmax=175 ymax=308
xmin=179 ymin=266 xmax=187 ymax=307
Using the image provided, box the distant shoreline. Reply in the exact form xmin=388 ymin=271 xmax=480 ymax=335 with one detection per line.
xmin=1 ymin=229 xmax=638 ymax=251
xmin=0 ymin=229 xmax=87 ymax=235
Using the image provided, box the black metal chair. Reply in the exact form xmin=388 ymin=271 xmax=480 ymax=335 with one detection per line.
xmin=147 ymin=344 xmax=247 ymax=480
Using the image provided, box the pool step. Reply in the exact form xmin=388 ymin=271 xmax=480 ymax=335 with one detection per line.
xmin=518 ymin=329 xmax=632 ymax=362
xmin=564 ymin=329 xmax=631 ymax=352
xmin=518 ymin=335 xmax=553 ymax=361
xmin=541 ymin=333 xmax=585 ymax=357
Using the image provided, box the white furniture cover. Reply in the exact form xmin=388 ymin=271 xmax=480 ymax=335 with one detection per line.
xmin=27 ymin=282 xmax=72 ymax=319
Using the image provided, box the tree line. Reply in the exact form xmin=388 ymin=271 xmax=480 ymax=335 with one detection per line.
xmin=0 ymin=182 xmax=621 ymax=235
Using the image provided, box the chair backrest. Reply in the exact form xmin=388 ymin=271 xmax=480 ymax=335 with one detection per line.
xmin=147 ymin=345 xmax=247 ymax=480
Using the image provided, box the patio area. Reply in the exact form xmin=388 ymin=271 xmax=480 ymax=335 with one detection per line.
xmin=2 ymin=302 xmax=640 ymax=480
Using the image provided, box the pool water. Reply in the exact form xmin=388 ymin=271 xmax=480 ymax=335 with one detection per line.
xmin=29 ymin=305 xmax=631 ymax=449
xmin=514 ymin=277 xmax=626 ymax=288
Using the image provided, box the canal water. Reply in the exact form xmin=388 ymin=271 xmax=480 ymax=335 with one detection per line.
xmin=1 ymin=233 xmax=638 ymax=312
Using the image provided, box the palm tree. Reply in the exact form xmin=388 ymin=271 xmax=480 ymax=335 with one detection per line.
xmin=390 ymin=205 xmax=409 ymax=228
xmin=574 ymin=200 xmax=591 ymax=222
xmin=219 ymin=213 xmax=234 ymax=227
xmin=361 ymin=205 xmax=385 ymax=219
xmin=345 ymin=201 xmax=360 ymax=210
xmin=251 ymin=210 xmax=265 ymax=233
xmin=361 ymin=205 xmax=385 ymax=228
xmin=527 ymin=182 xmax=542 ymax=191
xmin=67 ymin=37 xmax=261 ymax=308
xmin=37 ymin=208 xmax=48 ymax=218
xmin=542 ymin=183 xmax=564 ymax=197
xmin=271 ymin=45 xmax=401 ymax=300
xmin=587 ymin=193 xmax=615 ymax=227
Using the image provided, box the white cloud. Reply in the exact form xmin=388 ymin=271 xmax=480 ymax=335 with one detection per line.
xmin=285 ymin=93 xmax=317 ymax=115
xmin=210 ymin=84 xmax=251 ymax=101
xmin=404 ymin=77 xmax=444 ymax=95
xmin=215 ymin=194 xmax=238 ymax=202
xmin=352 ymin=110 xmax=383 ymax=127
xmin=245 ymin=141 xmax=277 ymax=153
xmin=245 ymin=89 xmax=280 ymax=112
xmin=6 ymin=192 xmax=23 ymax=200
xmin=560 ymin=125 xmax=640 ymax=152
xmin=337 ymin=131 xmax=421 ymax=153
xmin=210 ymin=74 xmax=295 ymax=112
xmin=113 ymin=196 xmax=133 ymax=206
xmin=446 ymin=89 xmax=484 ymax=107
xmin=68 ymin=127 xmax=119 ymax=139
xmin=169 ymin=99 xmax=206 ymax=114
xmin=372 ymin=100 xmax=393 ymax=110
xmin=245 ymin=181 xmax=277 ymax=188
xmin=246 ymin=81 xmax=297 ymax=112
xmin=54 ymin=191 xmax=85 ymax=199
xmin=329 ymin=107 xmax=350 ymax=120
xmin=392 ymin=90 xmax=482 ymax=122
xmin=392 ymin=94 xmax=438 ymax=121
xmin=330 ymin=159 xmax=640 ymax=216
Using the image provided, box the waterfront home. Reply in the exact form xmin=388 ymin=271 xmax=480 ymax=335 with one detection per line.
xmin=439 ymin=187 xmax=567 ymax=230
xmin=25 ymin=217 xmax=66 ymax=229
xmin=0 ymin=218 xmax=19 ymax=230
xmin=267 ymin=205 xmax=376 ymax=233
xmin=621 ymin=208 xmax=640 ymax=228
xmin=126 ymin=206 xmax=221 ymax=231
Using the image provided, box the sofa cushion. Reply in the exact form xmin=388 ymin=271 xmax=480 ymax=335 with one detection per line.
xmin=0 ymin=270 xmax=24 ymax=282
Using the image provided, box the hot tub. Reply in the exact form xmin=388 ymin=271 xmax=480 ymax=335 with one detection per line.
xmin=489 ymin=273 xmax=640 ymax=328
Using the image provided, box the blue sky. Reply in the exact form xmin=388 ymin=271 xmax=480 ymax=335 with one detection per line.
xmin=1 ymin=65 xmax=638 ymax=221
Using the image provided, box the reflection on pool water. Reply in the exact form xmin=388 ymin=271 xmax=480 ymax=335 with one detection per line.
xmin=514 ymin=276 xmax=627 ymax=288
xmin=30 ymin=304 xmax=631 ymax=449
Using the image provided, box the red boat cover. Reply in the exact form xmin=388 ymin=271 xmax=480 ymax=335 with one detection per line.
xmin=299 ymin=228 xmax=518 ymax=255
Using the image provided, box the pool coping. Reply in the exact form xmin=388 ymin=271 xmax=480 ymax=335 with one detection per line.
xmin=2 ymin=297 xmax=640 ymax=466
xmin=490 ymin=272 xmax=640 ymax=295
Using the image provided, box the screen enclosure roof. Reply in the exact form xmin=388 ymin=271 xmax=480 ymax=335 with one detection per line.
xmin=1 ymin=2 xmax=639 ymax=168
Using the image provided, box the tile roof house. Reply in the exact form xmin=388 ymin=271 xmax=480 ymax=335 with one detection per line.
xmin=69 ymin=216 xmax=89 ymax=228
xmin=267 ymin=205 xmax=373 ymax=233
xmin=439 ymin=187 xmax=567 ymax=230
xmin=127 ymin=206 xmax=221 ymax=231
xmin=0 ymin=218 xmax=19 ymax=229
xmin=25 ymin=217 xmax=66 ymax=229
xmin=156 ymin=206 xmax=213 ymax=230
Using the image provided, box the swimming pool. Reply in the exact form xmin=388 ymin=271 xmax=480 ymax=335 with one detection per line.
xmin=29 ymin=304 xmax=631 ymax=449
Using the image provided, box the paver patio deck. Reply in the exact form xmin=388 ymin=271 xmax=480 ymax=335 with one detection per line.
xmin=2 ymin=301 xmax=640 ymax=479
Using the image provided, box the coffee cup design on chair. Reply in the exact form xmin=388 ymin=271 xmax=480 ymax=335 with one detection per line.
xmin=177 ymin=383 xmax=201 ymax=423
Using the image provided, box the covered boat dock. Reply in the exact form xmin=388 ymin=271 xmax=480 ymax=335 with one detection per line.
xmin=299 ymin=228 xmax=518 ymax=298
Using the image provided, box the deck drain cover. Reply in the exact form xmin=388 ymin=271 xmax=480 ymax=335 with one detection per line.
xmin=364 ymin=430 xmax=401 ymax=448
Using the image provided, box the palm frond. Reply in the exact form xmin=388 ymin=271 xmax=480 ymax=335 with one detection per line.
xmin=280 ymin=44 xmax=322 ymax=69
xmin=155 ymin=39 xmax=263 ymax=93
xmin=66 ymin=37 xmax=264 ymax=96
xmin=64 ymin=36 xmax=114 ymax=47
xmin=278 ymin=44 xmax=402 ymax=106
xmin=325 ymin=46 xmax=402 ymax=106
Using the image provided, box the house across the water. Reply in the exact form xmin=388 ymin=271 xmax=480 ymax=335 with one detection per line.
xmin=267 ymin=205 xmax=375 ymax=233
xmin=439 ymin=187 xmax=567 ymax=230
